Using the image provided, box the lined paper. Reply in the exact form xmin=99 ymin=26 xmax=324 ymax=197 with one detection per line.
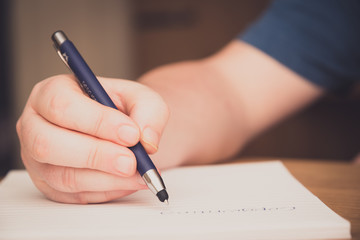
xmin=0 ymin=161 xmax=351 ymax=239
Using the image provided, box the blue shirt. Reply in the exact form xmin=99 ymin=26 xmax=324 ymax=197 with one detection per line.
xmin=240 ymin=0 xmax=360 ymax=92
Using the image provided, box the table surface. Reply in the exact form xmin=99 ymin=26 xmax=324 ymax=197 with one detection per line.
xmin=2 ymin=159 xmax=359 ymax=239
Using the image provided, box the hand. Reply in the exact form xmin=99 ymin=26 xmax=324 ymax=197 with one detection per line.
xmin=16 ymin=75 xmax=169 ymax=204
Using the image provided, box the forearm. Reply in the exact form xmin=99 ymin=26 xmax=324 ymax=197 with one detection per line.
xmin=139 ymin=60 xmax=243 ymax=168
xmin=139 ymin=40 xmax=324 ymax=168
xmin=206 ymin=41 xmax=324 ymax=138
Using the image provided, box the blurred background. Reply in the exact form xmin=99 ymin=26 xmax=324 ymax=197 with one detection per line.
xmin=1 ymin=0 xmax=359 ymax=176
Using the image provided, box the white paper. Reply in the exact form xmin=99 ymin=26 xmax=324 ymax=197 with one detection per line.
xmin=0 ymin=161 xmax=351 ymax=240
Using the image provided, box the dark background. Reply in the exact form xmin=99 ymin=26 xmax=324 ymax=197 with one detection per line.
xmin=1 ymin=0 xmax=359 ymax=176
xmin=0 ymin=0 xmax=16 ymax=176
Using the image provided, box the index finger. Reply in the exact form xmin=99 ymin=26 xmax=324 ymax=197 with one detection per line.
xmin=31 ymin=75 xmax=140 ymax=147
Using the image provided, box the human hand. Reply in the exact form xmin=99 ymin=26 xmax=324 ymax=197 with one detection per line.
xmin=16 ymin=75 xmax=169 ymax=204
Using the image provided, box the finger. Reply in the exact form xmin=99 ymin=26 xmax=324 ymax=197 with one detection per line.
xmin=33 ymin=178 xmax=136 ymax=204
xmin=38 ymin=162 xmax=146 ymax=193
xmin=103 ymin=79 xmax=169 ymax=154
xmin=31 ymin=75 xmax=140 ymax=147
xmin=20 ymin=109 xmax=137 ymax=177
xmin=22 ymin=153 xmax=147 ymax=193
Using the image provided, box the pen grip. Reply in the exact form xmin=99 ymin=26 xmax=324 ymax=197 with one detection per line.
xmin=130 ymin=143 xmax=156 ymax=175
xmin=60 ymin=40 xmax=156 ymax=176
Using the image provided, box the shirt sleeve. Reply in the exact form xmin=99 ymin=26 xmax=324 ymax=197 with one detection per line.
xmin=239 ymin=0 xmax=360 ymax=91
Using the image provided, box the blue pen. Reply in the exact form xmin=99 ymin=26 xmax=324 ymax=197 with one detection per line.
xmin=51 ymin=30 xmax=169 ymax=204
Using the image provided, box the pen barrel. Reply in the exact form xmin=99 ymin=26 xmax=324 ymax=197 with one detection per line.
xmin=59 ymin=40 xmax=117 ymax=109
xmin=59 ymin=39 xmax=157 ymax=176
xmin=130 ymin=143 xmax=156 ymax=176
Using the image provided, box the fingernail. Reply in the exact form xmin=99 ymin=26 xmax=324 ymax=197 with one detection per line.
xmin=118 ymin=125 xmax=139 ymax=145
xmin=115 ymin=156 xmax=135 ymax=176
xmin=142 ymin=127 xmax=159 ymax=151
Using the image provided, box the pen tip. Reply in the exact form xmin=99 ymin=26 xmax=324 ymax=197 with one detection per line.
xmin=164 ymin=199 xmax=169 ymax=205
xmin=156 ymin=189 xmax=169 ymax=203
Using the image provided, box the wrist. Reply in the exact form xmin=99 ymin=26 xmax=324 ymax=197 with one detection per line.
xmin=138 ymin=60 xmax=247 ymax=166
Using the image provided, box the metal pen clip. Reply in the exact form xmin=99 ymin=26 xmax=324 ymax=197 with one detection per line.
xmin=52 ymin=31 xmax=71 ymax=70
xmin=53 ymin=44 xmax=71 ymax=70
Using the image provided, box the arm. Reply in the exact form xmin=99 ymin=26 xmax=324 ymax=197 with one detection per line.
xmin=140 ymin=40 xmax=323 ymax=167
xmin=16 ymin=40 xmax=322 ymax=204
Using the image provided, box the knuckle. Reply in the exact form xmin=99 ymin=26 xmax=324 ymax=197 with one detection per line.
xmin=91 ymin=110 xmax=105 ymax=136
xmin=31 ymin=133 xmax=49 ymax=161
xmin=86 ymin=143 xmax=102 ymax=170
xmin=30 ymin=76 xmax=65 ymax=103
xmin=41 ymin=167 xmax=62 ymax=192
xmin=61 ymin=167 xmax=79 ymax=192
xmin=31 ymin=81 xmax=44 ymax=96
xmin=40 ymin=166 xmax=56 ymax=184
xmin=48 ymin=91 xmax=70 ymax=122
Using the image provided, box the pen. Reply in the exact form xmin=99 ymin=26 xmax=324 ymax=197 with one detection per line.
xmin=51 ymin=30 xmax=169 ymax=204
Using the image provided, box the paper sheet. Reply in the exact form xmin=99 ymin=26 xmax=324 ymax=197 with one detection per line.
xmin=0 ymin=161 xmax=351 ymax=239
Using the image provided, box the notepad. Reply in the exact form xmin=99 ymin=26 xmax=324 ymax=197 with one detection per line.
xmin=0 ymin=161 xmax=350 ymax=240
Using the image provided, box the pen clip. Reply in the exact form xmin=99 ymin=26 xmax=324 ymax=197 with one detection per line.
xmin=53 ymin=44 xmax=71 ymax=70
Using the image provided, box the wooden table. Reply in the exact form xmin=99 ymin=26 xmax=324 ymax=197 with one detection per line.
xmin=235 ymin=159 xmax=360 ymax=240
